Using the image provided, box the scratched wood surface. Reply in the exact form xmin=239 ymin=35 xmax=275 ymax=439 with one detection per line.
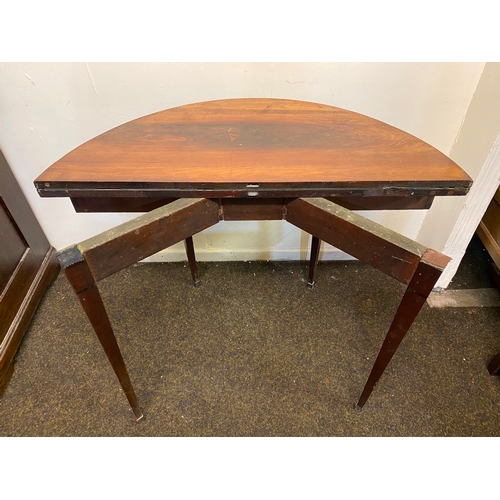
xmin=35 ymin=98 xmax=471 ymax=198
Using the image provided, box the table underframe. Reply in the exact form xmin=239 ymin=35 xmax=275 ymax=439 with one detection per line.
xmin=57 ymin=197 xmax=450 ymax=422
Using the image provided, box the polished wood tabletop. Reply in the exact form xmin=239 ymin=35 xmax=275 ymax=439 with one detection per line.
xmin=35 ymin=98 xmax=471 ymax=200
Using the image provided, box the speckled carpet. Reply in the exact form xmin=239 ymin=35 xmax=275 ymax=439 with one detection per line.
xmin=1 ymin=236 xmax=499 ymax=436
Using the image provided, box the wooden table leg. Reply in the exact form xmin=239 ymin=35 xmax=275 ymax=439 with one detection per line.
xmin=57 ymin=198 xmax=220 ymax=420
xmin=64 ymin=259 xmax=144 ymax=421
xmin=308 ymin=236 xmax=321 ymax=289
xmin=184 ymin=236 xmax=200 ymax=287
xmin=286 ymin=198 xmax=451 ymax=408
xmin=356 ymin=251 xmax=446 ymax=408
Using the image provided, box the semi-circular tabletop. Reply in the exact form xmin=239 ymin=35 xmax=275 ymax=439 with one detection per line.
xmin=35 ymin=98 xmax=471 ymax=199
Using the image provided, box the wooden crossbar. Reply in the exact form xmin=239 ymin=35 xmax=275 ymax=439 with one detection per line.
xmin=285 ymin=197 xmax=448 ymax=285
xmin=57 ymin=198 xmax=220 ymax=283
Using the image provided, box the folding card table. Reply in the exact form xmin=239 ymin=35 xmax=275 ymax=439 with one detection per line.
xmin=35 ymin=99 xmax=472 ymax=421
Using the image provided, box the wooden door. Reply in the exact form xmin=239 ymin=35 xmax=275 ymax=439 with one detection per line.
xmin=0 ymin=151 xmax=59 ymax=395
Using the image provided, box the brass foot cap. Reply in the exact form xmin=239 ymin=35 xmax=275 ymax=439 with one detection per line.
xmin=132 ymin=406 xmax=145 ymax=422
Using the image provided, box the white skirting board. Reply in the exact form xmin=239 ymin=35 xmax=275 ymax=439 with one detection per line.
xmin=427 ymin=288 xmax=500 ymax=308
xmin=143 ymin=246 xmax=356 ymax=263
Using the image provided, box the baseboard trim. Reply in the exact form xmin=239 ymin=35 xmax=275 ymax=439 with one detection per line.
xmin=142 ymin=247 xmax=357 ymax=263
xmin=0 ymin=247 xmax=60 ymax=394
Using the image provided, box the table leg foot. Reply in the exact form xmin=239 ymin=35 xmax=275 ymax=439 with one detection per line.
xmin=307 ymin=236 xmax=321 ymax=289
xmin=131 ymin=406 xmax=145 ymax=422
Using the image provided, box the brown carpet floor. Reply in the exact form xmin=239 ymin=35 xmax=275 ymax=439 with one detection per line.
xmin=1 ymin=237 xmax=499 ymax=436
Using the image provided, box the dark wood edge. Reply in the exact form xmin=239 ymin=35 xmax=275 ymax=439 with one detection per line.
xmin=220 ymin=198 xmax=287 ymax=220
xmin=69 ymin=195 xmax=435 ymax=213
xmin=0 ymin=247 xmax=60 ymax=394
xmin=71 ymin=196 xmax=179 ymax=213
xmin=35 ymin=180 xmax=472 ymax=199
xmin=327 ymin=196 xmax=434 ymax=211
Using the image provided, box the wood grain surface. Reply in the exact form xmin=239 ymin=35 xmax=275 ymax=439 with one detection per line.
xmin=35 ymin=98 xmax=471 ymax=198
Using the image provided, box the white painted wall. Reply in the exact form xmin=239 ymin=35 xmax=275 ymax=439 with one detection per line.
xmin=418 ymin=62 xmax=500 ymax=288
xmin=0 ymin=62 xmax=484 ymax=265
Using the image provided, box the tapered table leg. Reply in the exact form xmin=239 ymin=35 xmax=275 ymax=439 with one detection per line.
xmin=64 ymin=259 xmax=144 ymax=421
xmin=286 ymin=198 xmax=451 ymax=408
xmin=308 ymin=236 xmax=321 ymax=289
xmin=356 ymin=252 xmax=446 ymax=409
xmin=184 ymin=236 xmax=200 ymax=287
xmin=56 ymin=198 xmax=220 ymax=420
